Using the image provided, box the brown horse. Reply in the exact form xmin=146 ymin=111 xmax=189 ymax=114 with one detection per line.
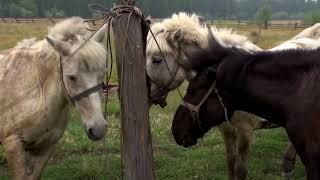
xmin=146 ymin=13 xmax=314 ymax=179
xmin=171 ymin=32 xmax=320 ymax=179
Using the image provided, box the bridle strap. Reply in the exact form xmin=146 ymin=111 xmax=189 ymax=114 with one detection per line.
xmin=181 ymin=81 xmax=216 ymax=131
xmin=59 ymin=56 xmax=75 ymax=105
xmin=71 ymin=82 xmax=105 ymax=102
xmin=58 ymin=56 xmax=104 ymax=105
xmin=181 ymin=81 xmax=216 ymax=112
xmin=181 ymin=80 xmax=232 ymax=131
xmin=148 ymin=42 xmax=183 ymax=104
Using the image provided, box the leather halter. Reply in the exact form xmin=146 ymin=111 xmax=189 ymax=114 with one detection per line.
xmin=181 ymin=81 xmax=229 ymax=131
xmin=59 ymin=57 xmax=105 ymax=105
xmin=148 ymin=43 xmax=184 ymax=106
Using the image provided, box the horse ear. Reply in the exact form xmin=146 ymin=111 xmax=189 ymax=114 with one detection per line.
xmin=46 ymin=36 xmax=71 ymax=56
xmin=92 ymin=23 xmax=108 ymax=43
xmin=145 ymin=15 xmax=152 ymax=26
xmin=173 ymin=29 xmax=184 ymax=42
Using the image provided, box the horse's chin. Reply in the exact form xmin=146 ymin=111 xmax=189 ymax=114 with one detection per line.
xmin=180 ymin=134 xmax=198 ymax=148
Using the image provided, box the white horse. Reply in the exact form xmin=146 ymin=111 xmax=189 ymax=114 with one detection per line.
xmin=146 ymin=12 xmax=320 ymax=180
xmin=0 ymin=17 xmax=108 ymax=180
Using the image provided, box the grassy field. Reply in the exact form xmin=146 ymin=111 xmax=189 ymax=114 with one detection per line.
xmin=0 ymin=23 xmax=306 ymax=180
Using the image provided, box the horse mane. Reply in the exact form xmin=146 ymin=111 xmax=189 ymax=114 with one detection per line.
xmin=48 ymin=17 xmax=92 ymax=44
xmin=3 ymin=17 xmax=105 ymax=69
xmin=292 ymin=23 xmax=320 ymax=41
xmin=147 ymin=12 xmax=260 ymax=55
xmin=147 ymin=12 xmax=208 ymax=53
xmin=15 ymin=38 xmax=38 ymax=48
xmin=47 ymin=17 xmax=106 ymax=69
xmin=189 ymin=31 xmax=320 ymax=71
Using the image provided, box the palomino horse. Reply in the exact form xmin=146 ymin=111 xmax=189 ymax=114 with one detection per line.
xmin=0 ymin=17 xmax=108 ymax=179
xmin=146 ymin=12 xmax=320 ymax=179
xmin=171 ymin=31 xmax=320 ymax=179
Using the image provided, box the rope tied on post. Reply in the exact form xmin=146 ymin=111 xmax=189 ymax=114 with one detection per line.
xmin=88 ymin=1 xmax=155 ymax=179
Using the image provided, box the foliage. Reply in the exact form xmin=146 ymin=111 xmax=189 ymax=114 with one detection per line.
xmin=255 ymin=5 xmax=272 ymax=24
xmin=0 ymin=0 xmax=319 ymax=20
xmin=303 ymin=9 xmax=320 ymax=25
xmin=272 ymin=11 xmax=289 ymax=20
xmin=45 ymin=6 xmax=64 ymax=17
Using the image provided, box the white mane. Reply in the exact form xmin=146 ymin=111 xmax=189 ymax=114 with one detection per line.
xmin=48 ymin=17 xmax=92 ymax=44
xmin=15 ymin=38 xmax=37 ymax=48
xmin=147 ymin=12 xmax=261 ymax=54
xmin=293 ymin=23 xmax=320 ymax=41
xmin=4 ymin=17 xmax=105 ymax=69
xmin=147 ymin=13 xmax=208 ymax=52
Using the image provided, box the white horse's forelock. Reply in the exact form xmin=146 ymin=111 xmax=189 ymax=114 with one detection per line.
xmin=48 ymin=17 xmax=91 ymax=44
xmin=147 ymin=12 xmax=209 ymax=53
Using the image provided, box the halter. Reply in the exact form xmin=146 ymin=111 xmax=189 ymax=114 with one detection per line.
xmin=59 ymin=57 xmax=105 ymax=105
xmin=148 ymin=42 xmax=184 ymax=106
xmin=181 ymin=81 xmax=230 ymax=131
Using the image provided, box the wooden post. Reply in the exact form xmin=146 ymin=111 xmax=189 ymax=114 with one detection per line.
xmin=15 ymin=18 xmax=20 ymax=23
xmin=112 ymin=0 xmax=155 ymax=179
xmin=2 ymin=18 xmax=7 ymax=23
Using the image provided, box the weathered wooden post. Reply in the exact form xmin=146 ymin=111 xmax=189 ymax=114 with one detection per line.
xmin=111 ymin=0 xmax=155 ymax=179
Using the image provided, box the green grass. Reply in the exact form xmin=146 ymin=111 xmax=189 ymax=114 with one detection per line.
xmin=0 ymin=23 xmax=306 ymax=179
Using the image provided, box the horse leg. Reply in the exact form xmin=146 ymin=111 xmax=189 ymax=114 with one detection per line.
xmin=2 ymin=135 xmax=29 ymax=180
xmin=25 ymin=145 xmax=56 ymax=180
xmin=304 ymin=159 xmax=320 ymax=180
xmin=218 ymin=122 xmax=237 ymax=180
xmin=282 ymin=143 xmax=297 ymax=179
xmin=235 ymin=123 xmax=254 ymax=180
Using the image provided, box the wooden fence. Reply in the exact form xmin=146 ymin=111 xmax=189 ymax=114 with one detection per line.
xmin=0 ymin=17 xmax=315 ymax=29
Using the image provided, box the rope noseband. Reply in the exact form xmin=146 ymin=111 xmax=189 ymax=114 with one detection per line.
xmin=181 ymin=81 xmax=230 ymax=131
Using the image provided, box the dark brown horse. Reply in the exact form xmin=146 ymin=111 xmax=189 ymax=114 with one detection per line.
xmin=171 ymin=33 xmax=320 ymax=179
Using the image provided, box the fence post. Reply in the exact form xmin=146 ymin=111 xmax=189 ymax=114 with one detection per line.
xmin=259 ymin=24 xmax=262 ymax=36
xmin=2 ymin=18 xmax=7 ymax=23
xmin=15 ymin=18 xmax=20 ymax=23
xmin=112 ymin=0 xmax=155 ymax=179
xmin=50 ymin=18 xmax=55 ymax=24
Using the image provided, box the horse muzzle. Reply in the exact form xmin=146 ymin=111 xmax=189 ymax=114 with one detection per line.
xmin=85 ymin=120 xmax=107 ymax=141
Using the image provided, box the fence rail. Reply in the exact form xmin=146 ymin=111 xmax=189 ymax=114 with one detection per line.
xmin=0 ymin=17 xmax=315 ymax=29
xmin=0 ymin=17 xmax=104 ymax=25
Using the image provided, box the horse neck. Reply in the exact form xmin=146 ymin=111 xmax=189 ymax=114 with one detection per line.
xmin=37 ymin=42 xmax=69 ymax=109
xmin=216 ymin=51 xmax=312 ymax=125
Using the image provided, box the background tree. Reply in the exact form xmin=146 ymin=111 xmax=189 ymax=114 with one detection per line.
xmin=255 ymin=5 xmax=272 ymax=29
xmin=0 ymin=0 xmax=319 ymax=22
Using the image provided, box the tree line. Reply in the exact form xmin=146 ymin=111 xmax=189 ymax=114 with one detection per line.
xmin=1 ymin=0 xmax=320 ymax=21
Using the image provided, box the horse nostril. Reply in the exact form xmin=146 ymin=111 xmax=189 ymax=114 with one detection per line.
xmin=86 ymin=123 xmax=106 ymax=141
xmin=88 ymin=128 xmax=94 ymax=136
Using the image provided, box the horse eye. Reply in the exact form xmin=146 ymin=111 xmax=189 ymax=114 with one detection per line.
xmin=68 ymin=75 xmax=78 ymax=82
xmin=152 ymin=57 xmax=162 ymax=64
